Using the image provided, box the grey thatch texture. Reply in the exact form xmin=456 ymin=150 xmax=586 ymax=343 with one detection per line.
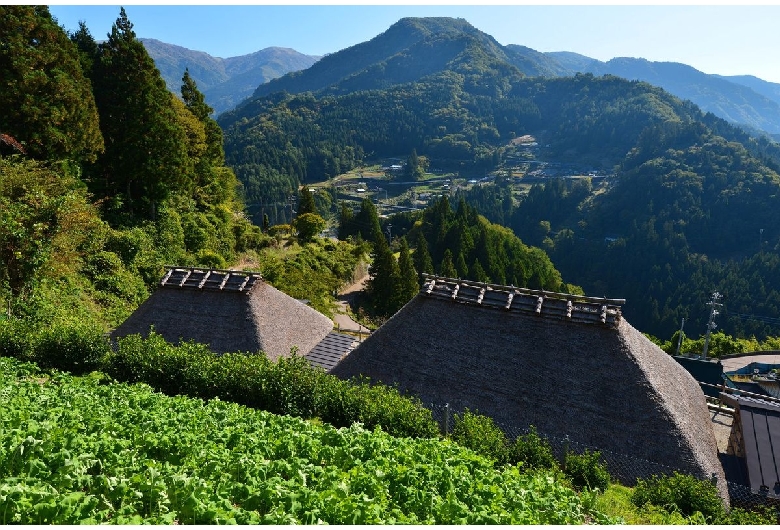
xmin=331 ymin=294 xmax=726 ymax=495
xmin=111 ymin=277 xmax=334 ymax=360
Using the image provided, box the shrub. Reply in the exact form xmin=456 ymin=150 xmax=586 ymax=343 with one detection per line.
xmin=631 ymin=472 xmax=724 ymax=522
xmin=106 ymin=331 xmax=439 ymax=440
xmin=564 ymin=449 xmax=610 ymax=491
xmin=33 ymin=321 xmax=111 ymax=374
xmin=450 ymin=410 xmax=510 ymax=465
xmin=0 ymin=317 xmax=34 ymax=361
xmin=510 ymin=426 xmax=558 ymax=471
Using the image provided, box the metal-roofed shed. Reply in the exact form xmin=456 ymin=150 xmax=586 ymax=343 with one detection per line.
xmin=722 ymin=393 xmax=780 ymax=498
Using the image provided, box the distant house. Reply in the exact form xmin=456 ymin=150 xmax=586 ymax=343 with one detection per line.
xmin=331 ymin=274 xmax=726 ymax=497
xmin=111 ymin=267 xmax=354 ymax=367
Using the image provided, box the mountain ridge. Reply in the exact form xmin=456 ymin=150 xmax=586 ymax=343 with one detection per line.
xmin=140 ymin=38 xmax=319 ymax=114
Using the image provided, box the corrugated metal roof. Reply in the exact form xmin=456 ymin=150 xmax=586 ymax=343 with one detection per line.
xmin=305 ymin=333 xmax=357 ymax=372
xmin=725 ymin=394 xmax=780 ymax=497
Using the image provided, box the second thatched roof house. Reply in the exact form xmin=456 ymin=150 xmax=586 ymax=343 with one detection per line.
xmin=331 ymin=274 xmax=726 ymax=495
xmin=111 ymin=267 xmax=337 ymax=361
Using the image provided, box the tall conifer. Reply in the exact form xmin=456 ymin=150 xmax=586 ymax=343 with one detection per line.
xmin=0 ymin=6 xmax=103 ymax=162
xmin=412 ymin=231 xmax=434 ymax=279
xmin=396 ymin=237 xmax=419 ymax=309
xmin=89 ymin=7 xmax=188 ymax=221
xmin=367 ymin=235 xmax=400 ymax=317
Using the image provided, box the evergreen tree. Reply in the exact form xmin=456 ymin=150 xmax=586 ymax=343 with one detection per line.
xmin=471 ymin=258 xmax=489 ymax=283
xmin=88 ymin=7 xmax=188 ymax=221
xmin=396 ymin=237 xmax=419 ymax=309
xmin=355 ymin=197 xmax=383 ymax=244
xmin=181 ymin=68 xmax=224 ymax=165
xmin=412 ymin=231 xmax=434 ymax=278
xmin=338 ymin=202 xmax=355 ymax=240
xmin=297 ymin=186 xmax=317 ymax=217
xmin=262 ymin=213 xmax=270 ymax=232
xmin=367 ymin=235 xmax=400 ymax=317
xmin=405 ymin=148 xmax=424 ymax=180
xmin=456 ymin=251 xmax=469 ymax=278
xmin=69 ymin=21 xmax=98 ymax=77
xmin=0 ymin=6 xmax=103 ymax=162
xmin=439 ymin=249 xmax=458 ymax=278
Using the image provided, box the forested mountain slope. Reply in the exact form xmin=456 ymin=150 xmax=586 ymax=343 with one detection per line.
xmin=220 ymin=16 xmax=780 ymax=340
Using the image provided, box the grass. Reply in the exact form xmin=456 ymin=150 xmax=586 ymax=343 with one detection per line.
xmin=595 ymin=484 xmax=706 ymax=524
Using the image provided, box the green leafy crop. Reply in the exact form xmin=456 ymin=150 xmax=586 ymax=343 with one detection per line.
xmin=0 ymin=356 xmax=616 ymax=524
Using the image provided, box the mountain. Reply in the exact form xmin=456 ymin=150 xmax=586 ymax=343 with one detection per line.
xmin=219 ymin=16 xmax=780 ymax=341
xmin=716 ymin=74 xmax=780 ymax=108
xmin=551 ymin=55 xmax=780 ymax=137
xmin=249 ymin=17 xmax=525 ymax=99
xmin=140 ymin=38 xmax=319 ymax=114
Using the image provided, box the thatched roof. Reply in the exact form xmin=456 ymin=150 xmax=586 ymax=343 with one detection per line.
xmin=111 ymin=267 xmax=334 ymax=360
xmin=331 ymin=275 xmax=725 ymax=491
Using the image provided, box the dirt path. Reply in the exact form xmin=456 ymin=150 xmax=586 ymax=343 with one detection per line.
xmin=333 ymin=274 xmax=371 ymax=334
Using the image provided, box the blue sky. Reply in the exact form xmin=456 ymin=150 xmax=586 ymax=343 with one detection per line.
xmin=48 ymin=3 xmax=780 ymax=84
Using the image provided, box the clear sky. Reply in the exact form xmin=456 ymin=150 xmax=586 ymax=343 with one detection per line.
xmin=47 ymin=2 xmax=780 ymax=84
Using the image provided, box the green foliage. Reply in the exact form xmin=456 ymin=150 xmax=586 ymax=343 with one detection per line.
xmin=258 ymin=239 xmax=362 ymax=316
xmin=510 ymin=426 xmax=558 ymax=471
xmin=0 ymin=6 xmax=103 ymax=162
xmin=396 ymin=238 xmax=419 ymax=308
xmin=293 ymin=212 xmax=326 ymax=243
xmin=297 ymin=186 xmax=318 ymax=216
xmin=0 ymin=158 xmax=103 ymax=301
xmin=366 ymin=236 xmax=400 ymax=318
xmin=450 ymin=410 xmax=510 ymax=466
xmin=103 ymin=330 xmax=439 ymax=439
xmin=563 ymin=449 xmax=610 ymax=492
xmin=0 ymin=318 xmax=110 ymax=374
xmin=87 ymin=8 xmax=189 ymax=222
xmin=411 ymin=230 xmax=434 ymax=278
xmin=403 ymin=197 xmax=565 ymax=290
xmin=0 ymin=355 xmax=616 ymax=524
xmin=631 ymin=472 xmax=724 ymax=523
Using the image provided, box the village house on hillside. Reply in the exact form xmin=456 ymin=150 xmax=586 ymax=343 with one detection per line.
xmin=111 ymin=267 xmax=355 ymax=364
xmin=330 ymin=274 xmax=726 ymax=498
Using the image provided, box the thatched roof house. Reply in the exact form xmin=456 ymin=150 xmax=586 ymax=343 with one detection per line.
xmin=331 ymin=275 xmax=725 ymax=492
xmin=111 ymin=267 xmax=334 ymax=360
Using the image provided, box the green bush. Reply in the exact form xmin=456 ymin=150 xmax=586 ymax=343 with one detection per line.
xmin=450 ymin=410 xmax=510 ymax=465
xmin=105 ymin=331 xmax=439 ymax=439
xmin=631 ymin=472 xmax=724 ymax=522
xmin=564 ymin=449 xmax=610 ymax=491
xmin=33 ymin=321 xmax=111 ymax=374
xmin=510 ymin=426 xmax=558 ymax=471
xmin=0 ymin=317 xmax=110 ymax=374
xmin=0 ymin=318 xmax=34 ymax=361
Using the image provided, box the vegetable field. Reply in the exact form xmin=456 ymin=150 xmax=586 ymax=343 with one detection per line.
xmin=0 ymin=357 xmax=616 ymax=524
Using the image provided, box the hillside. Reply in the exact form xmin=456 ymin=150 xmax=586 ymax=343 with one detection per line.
xmin=581 ymin=57 xmax=780 ymax=136
xmin=141 ymin=38 xmax=319 ymax=114
xmin=219 ymin=16 xmax=780 ymax=340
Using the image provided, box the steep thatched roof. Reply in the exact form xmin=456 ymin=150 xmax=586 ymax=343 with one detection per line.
xmin=331 ymin=275 xmax=725 ymax=491
xmin=111 ymin=267 xmax=334 ymax=360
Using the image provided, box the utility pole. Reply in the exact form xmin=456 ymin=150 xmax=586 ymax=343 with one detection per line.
xmin=386 ymin=223 xmax=392 ymax=243
xmin=675 ymin=318 xmax=685 ymax=356
xmin=701 ymin=292 xmax=723 ymax=360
